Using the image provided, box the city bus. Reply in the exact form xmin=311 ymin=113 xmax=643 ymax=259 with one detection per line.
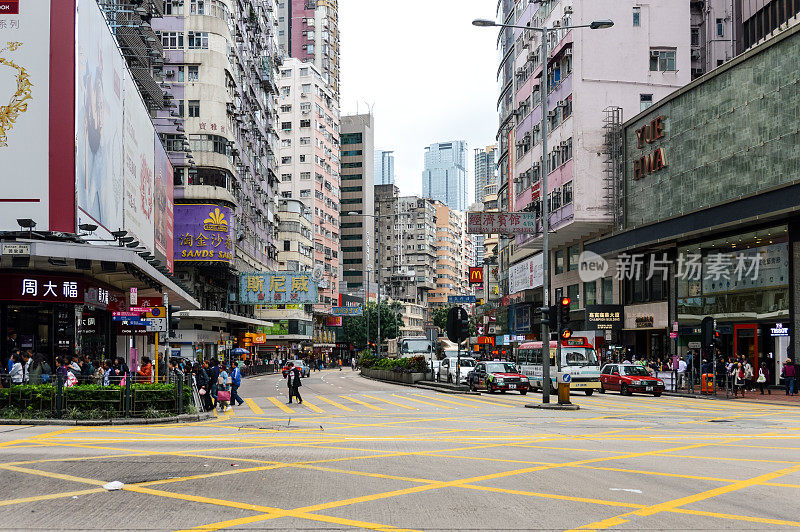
xmin=516 ymin=337 xmax=601 ymax=395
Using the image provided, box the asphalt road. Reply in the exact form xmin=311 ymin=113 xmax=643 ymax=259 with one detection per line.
xmin=1 ymin=369 xmax=799 ymax=531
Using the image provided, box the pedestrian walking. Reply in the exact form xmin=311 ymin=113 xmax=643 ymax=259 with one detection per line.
xmin=286 ymin=362 xmax=302 ymax=404
xmin=732 ymin=363 xmax=745 ymax=397
xmin=757 ymin=361 xmax=771 ymax=395
xmin=781 ymin=359 xmax=796 ymax=396
xmin=217 ymin=362 xmax=231 ymax=412
xmin=208 ymin=358 xmax=220 ymax=409
xmin=8 ymin=352 xmax=27 ymax=385
xmin=744 ymin=360 xmax=754 ymax=391
xmin=230 ymin=362 xmax=244 ymax=407
xmin=28 ymin=353 xmax=51 ymax=385
xmin=677 ymin=356 xmax=687 ymax=389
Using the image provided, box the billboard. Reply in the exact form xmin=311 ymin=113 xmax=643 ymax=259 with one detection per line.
xmin=509 ymin=253 xmax=543 ymax=294
xmin=174 ymin=204 xmax=234 ymax=263
xmin=0 ymin=4 xmax=52 ymax=230
xmin=153 ymin=134 xmax=174 ymax=271
xmin=122 ymin=70 xmax=155 ymax=253
xmin=469 ymin=267 xmax=484 ymax=284
xmin=467 ymin=212 xmax=538 ymax=234
xmin=239 ymin=272 xmax=319 ymax=305
xmin=75 ymin=0 xmax=124 ymax=235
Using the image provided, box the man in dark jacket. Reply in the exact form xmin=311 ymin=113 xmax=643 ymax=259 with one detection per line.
xmin=286 ymin=362 xmax=302 ymax=404
xmin=208 ymin=358 xmax=221 ymax=408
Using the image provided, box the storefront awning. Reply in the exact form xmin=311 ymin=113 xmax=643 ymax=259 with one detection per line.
xmin=176 ymin=310 xmax=273 ymax=328
xmin=2 ymin=238 xmax=200 ymax=309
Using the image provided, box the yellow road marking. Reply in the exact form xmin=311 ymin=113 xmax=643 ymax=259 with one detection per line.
xmin=340 ymin=395 xmax=385 ymax=411
xmin=0 ymin=487 xmax=106 ymax=507
xmin=362 ymin=394 xmax=417 ymax=410
xmin=0 ymin=464 xmax=107 ymax=486
xmin=267 ymin=397 xmax=295 ymax=413
xmin=410 ymin=394 xmax=480 ymax=408
xmin=449 ymin=395 xmax=517 ymax=408
xmin=300 ymin=400 xmax=326 ymax=413
xmin=243 ymin=398 xmax=264 ymax=415
xmin=391 ymin=394 xmax=453 ymax=409
xmin=461 ymin=484 xmax=645 ymax=509
xmin=316 ymin=395 xmax=355 ymax=411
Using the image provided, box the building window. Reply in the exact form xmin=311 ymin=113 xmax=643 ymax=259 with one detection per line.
xmin=562 ymin=181 xmax=573 ymax=205
xmin=640 ymin=94 xmax=654 ymax=111
xmin=300 ymin=67 xmax=309 ymax=76
xmin=300 ymin=172 xmax=311 ymax=180
xmin=187 ymin=31 xmax=208 ymax=49
xmin=307 ymin=44 xmax=315 ymax=54
xmin=691 ymin=28 xmax=700 ymax=46
xmin=188 ymin=100 xmax=200 ymax=117
xmin=281 ymin=173 xmax=292 ymax=182
xmin=301 ymin=83 xmax=312 ymax=93
xmin=190 ymin=0 xmax=205 ymax=14
xmin=341 ymin=133 xmax=362 ymax=145
xmin=602 ymin=277 xmax=613 ymax=304
xmin=281 ymin=156 xmax=292 ymax=164
xmin=342 ymin=162 xmax=362 ymax=168
xmin=567 ymin=284 xmax=579 ymax=309
xmin=187 ymin=65 xmax=199 ymax=81
xmin=281 ymin=139 xmax=291 ymax=147
xmin=159 ymin=31 xmax=184 ymax=49
xmin=554 ymin=249 xmax=564 ymax=275
xmin=280 ymin=87 xmax=290 ymax=97
xmin=632 ymin=6 xmax=640 ymax=26
xmin=300 ymin=119 xmax=311 ymax=128
xmin=341 ymin=150 xmax=363 ymax=156
xmin=281 ymin=121 xmax=292 ymax=131
xmin=299 ymin=137 xmax=311 ymax=145
xmin=283 ymin=240 xmax=291 ymax=251
xmin=280 ymin=105 xmax=291 ymax=113
xmin=584 ymin=281 xmax=597 ymax=306
xmin=177 ymin=99 xmax=184 ymax=117
xmin=716 ymin=18 xmax=724 ymax=37
xmin=164 ymin=1 xmax=184 ymax=15
xmin=650 ymin=49 xmax=676 ymax=71
xmin=174 ymin=66 xmax=185 ymax=82
xmin=567 ymin=245 xmax=579 ymax=271
xmin=300 ymin=189 xmax=311 ymax=198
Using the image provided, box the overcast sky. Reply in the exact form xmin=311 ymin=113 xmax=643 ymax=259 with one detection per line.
xmin=339 ymin=0 xmax=499 ymax=203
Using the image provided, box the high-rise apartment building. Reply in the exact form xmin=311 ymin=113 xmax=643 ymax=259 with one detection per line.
xmin=153 ymin=0 xmax=282 ymax=357
xmin=276 ymin=58 xmax=340 ymax=312
xmin=734 ymin=0 xmax=800 ymax=53
xmin=374 ymin=150 xmax=395 ymax=185
xmin=429 ymin=203 xmax=470 ymax=307
xmin=690 ymin=0 xmax=736 ymax=79
xmin=473 ymin=145 xmax=498 ymax=204
xmin=375 ymin=185 xmax=437 ymax=306
xmin=339 ymin=114 xmax=375 ymax=293
xmin=498 ymin=0 xmax=691 ymax=321
xmin=277 ymin=0 xmax=340 ymax=98
xmin=422 ymin=141 xmax=468 ymax=212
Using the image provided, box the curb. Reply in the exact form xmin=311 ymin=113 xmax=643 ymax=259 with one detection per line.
xmin=0 ymin=411 xmax=215 ymax=426
xmin=661 ymin=391 xmax=800 ymax=407
xmin=525 ymin=403 xmax=580 ymax=411
xmin=359 ymin=374 xmax=481 ymax=395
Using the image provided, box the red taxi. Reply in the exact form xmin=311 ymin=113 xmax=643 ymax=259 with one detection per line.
xmin=600 ymin=363 xmax=664 ymax=396
xmin=469 ymin=361 xmax=531 ymax=395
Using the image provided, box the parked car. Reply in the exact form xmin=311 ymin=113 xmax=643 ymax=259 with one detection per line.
xmin=282 ymin=359 xmax=310 ymax=378
xmin=437 ymin=357 xmax=476 ymax=384
xmin=469 ymin=361 xmax=530 ymax=394
xmin=600 ymin=363 xmax=665 ymax=396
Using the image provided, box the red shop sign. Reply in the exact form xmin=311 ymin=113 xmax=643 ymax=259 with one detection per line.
xmin=0 ymin=272 xmax=122 ymax=308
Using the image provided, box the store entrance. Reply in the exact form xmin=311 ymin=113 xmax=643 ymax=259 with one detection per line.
xmin=734 ymin=324 xmax=758 ymax=371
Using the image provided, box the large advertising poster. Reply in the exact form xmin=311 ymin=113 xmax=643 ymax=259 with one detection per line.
xmin=0 ymin=3 xmax=51 ymax=230
xmin=153 ymin=134 xmax=174 ymax=272
xmin=509 ymin=253 xmax=543 ymax=295
xmin=239 ymin=272 xmax=319 ymax=305
xmin=174 ymin=204 xmax=234 ymax=264
xmin=122 ymin=71 xmax=155 ymax=253
xmin=75 ymin=0 xmax=124 ymax=235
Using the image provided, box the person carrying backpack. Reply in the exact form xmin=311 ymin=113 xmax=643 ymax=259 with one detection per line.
xmin=230 ymin=363 xmax=244 ymax=407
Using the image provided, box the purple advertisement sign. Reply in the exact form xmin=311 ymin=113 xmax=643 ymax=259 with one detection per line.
xmin=174 ymin=204 xmax=234 ymax=263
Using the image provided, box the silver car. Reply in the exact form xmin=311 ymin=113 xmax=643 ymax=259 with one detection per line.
xmin=291 ymin=359 xmax=310 ymax=377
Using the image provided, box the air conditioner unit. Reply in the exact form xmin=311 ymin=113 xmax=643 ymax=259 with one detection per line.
xmin=527 ymin=52 xmax=536 ymax=62
xmin=560 ymin=140 xmax=569 ymax=147
xmin=165 ymin=69 xmax=175 ymax=77
xmin=564 ymin=6 xmax=573 ymax=14
xmin=547 ymin=110 xmax=557 ymax=117
xmin=515 ymin=67 xmax=525 ymax=75
xmin=691 ymin=49 xmax=700 ymax=59
xmin=564 ymin=48 xmax=572 ymax=57
xmin=651 ymin=50 xmax=661 ymax=58
xmin=552 ymin=21 xmax=561 ymax=27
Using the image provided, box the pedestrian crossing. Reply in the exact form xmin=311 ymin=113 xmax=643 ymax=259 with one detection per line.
xmin=234 ymin=390 xmax=544 ymax=416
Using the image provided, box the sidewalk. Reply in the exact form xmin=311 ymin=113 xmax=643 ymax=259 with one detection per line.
xmin=666 ymin=387 xmax=800 ymax=406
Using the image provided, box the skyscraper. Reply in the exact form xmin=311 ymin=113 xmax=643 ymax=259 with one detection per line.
xmin=374 ymin=150 xmax=395 ymax=185
xmin=422 ymin=141 xmax=468 ymax=212
xmin=474 ymin=145 xmax=498 ymax=204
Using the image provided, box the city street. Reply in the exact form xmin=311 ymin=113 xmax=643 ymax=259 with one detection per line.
xmin=0 ymin=371 xmax=799 ymax=530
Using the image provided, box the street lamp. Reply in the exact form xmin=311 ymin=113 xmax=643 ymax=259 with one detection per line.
xmin=473 ymin=16 xmax=613 ymax=403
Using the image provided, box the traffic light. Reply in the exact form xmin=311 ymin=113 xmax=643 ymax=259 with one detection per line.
xmin=713 ymin=330 xmax=723 ymax=352
xmin=446 ymin=306 xmax=470 ymax=343
xmin=540 ymin=305 xmax=557 ymax=327
xmin=701 ymin=316 xmax=714 ymax=350
xmin=459 ymin=311 xmax=470 ymax=341
xmin=559 ymin=297 xmax=571 ymax=329
xmin=561 ymin=329 xmax=573 ymax=340
xmin=168 ymin=305 xmax=181 ymax=333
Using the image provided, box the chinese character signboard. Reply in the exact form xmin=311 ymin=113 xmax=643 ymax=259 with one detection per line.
xmin=332 ymin=306 xmax=362 ymax=316
xmin=469 ymin=267 xmax=484 ymax=284
xmin=0 ymin=273 xmax=120 ymax=308
xmin=585 ymin=305 xmax=624 ymax=331
xmin=448 ymin=295 xmax=477 ymax=304
xmin=466 ymin=212 xmax=539 ymax=235
xmin=509 ymin=253 xmax=543 ymax=294
xmin=239 ymin=272 xmax=318 ymax=304
xmin=174 ymin=204 xmax=235 ymax=263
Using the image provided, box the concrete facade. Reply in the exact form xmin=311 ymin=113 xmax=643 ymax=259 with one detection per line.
xmin=690 ymin=0 xmax=736 ymax=79
xmin=430 ymin=203 xmax=470 ymax=307
xmin=277 ymin=58 xmax=340 ymax=312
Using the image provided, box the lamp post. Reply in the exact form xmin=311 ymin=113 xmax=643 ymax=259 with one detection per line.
xmin=473 ymin=16 xmax=613 ymax=403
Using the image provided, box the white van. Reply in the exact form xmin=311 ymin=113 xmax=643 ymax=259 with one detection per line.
xmin=437 ymin=356 xmax=477 ymax=384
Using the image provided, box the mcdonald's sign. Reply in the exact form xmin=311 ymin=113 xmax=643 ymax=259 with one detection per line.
xmin=469 ymin=267 xmax=484 ymax=284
